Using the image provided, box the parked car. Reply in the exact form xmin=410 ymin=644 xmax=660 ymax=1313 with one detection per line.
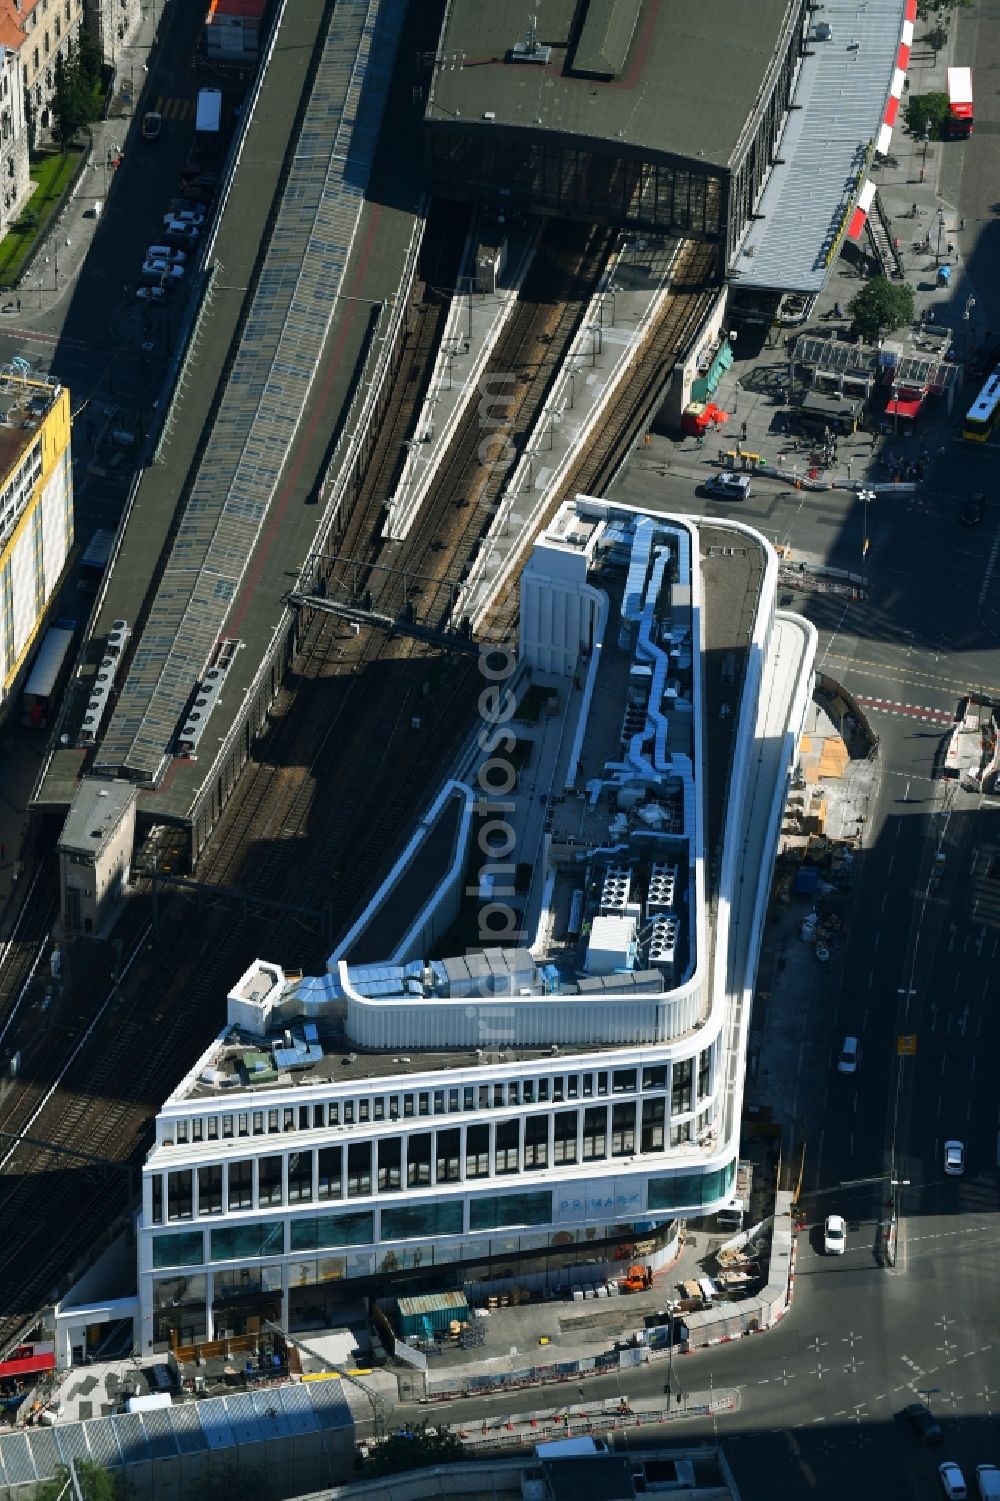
xmin=961 ymin=492 xmax=985 ymax=526
xmin=182 ymin=173 xmax=219 ymax=203
xmin=146 ymin=245 xmax=187 ymax=266
xmin=164 ymin=206 xmax=205 ymax=229
xmin=700 ymin=472 xmax=752 ymax=501
xmin=939 ymin=1461 xmax=967 ymax=1499
xmin=135 ymin=286 xmax=166 ymax=302
xmin=142 ymin=111 xmax=162 ymax=141
xmin=837 ymin=1036 xmax=860 ymax=1074
xmin=823 ymin=1214 xmax=846 ymax=1255
xmin=142 ymin=259 xmax=184 ymax=282
xmin=904 ymin=1401 xmax=943 ymax=1445
xmin=164 ymin=224 xmax=200 ymax=250
xmin=943 ymin=1140 xmax=965 ymax=1176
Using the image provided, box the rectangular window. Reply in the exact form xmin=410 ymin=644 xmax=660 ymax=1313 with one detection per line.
xmin=433 ymin=1091 xmax=444 ymax=1114
xmin=347 ymin=1142 xmax=371 ymax=1198
xmin=524 ymin=1114 xmax=548 ymax=1169
xmin=378 ymin=1138 xmax=402 ymax=1192
xmin=207 ymin=1118 xmax=219 ymax=1141
xmin=671 ymin=1059 xmax=693 ymax=1117
xmin=698 ymin=1047 xmax=712 ymax=1104
xmin=381 ymin=1200 xmax=463 ymax=1241
xmin=613 ymin=1069 xmax=637 ymax=1094
xmin=175 ymin=1121 xmax=188 ymax=1145
xmin=373 ymin=1098 xmax=384 ymax=1121
xmin=329 ymin=1103 xmax=339 ymax=1126
xmin=641 ymin=1097 xmax=665 ymax=1153
xmin=493 ymin=1084 xmax=504 ymax=1108
xmin=299 ymin=1106 xmax=310 ymax=1130
xmin=523 ymin=1080 xmax=534 ymax=1104
xmin=289 ymin=1211 xmax=374 ymax=1252
xmin=317 ymin=1146 xmax=342 ymax=1200
xmin=211 ymin=1220 xmax=284 ymax=1261
xmin=582 ymin=1074 xmax=594 ymax=1098
xmin=419 ymin=1093 xmax=430 ymax=1117
xmin=359 ymin=1101 xmax=369 ymax=1124
xmin=597 ymin=1072 xmax=608 ymax=1097
xmin=238 ymin=1114 xmax=249 ymax=1138
xmin=389 ymin=1096 xmax=400 ymax=1120
xmin=228 ymin=1160 xmax=253 ymax=1211
xmin=465 ymin=1123 xmax=490 ymax=1178
xmin=670 ymin=1121 xmax=692 ymax=1147
xmin=152 ymin=1230 xmax=203 ymax=1269
xmin=567 ymin=1076 xmax=579 ymax=1100
xmin=197 ymin=1164 xmax=223 ymax=1216
xmin=478 ymin=1086 xmax=490 ymax=1109
xmin=167 ymin=1170 xmax=193 ymax=1222
xmin=268 ymin=1110 xmax=279 ymax=1133
xmin=258 ymin=1156 xmax=283 ymax=1207
xmin=407 ymin=1132 xmax=432 ymax=1187
xmin=554 ymin=1110 xmax=578 ymax=1165
xmin=464 ymin=1087 xmax=475 ymax=1111
xmin=192 ymin=1119 xmax=203 ymax=1143
xmin=252 ymin=1112 xmax=264 ymax=1136
xmin=583 ymin=1107 xmax=606 ymax=1161
xmin=538 ymin=1079 xmax=549 ymax=1103
xmin=612 ymin=1102 xmax=636 ymax=1156
xmin=343 ymin=1103 xmax=354 ymax=1126
xmin=151 ymin=1176 xmax=163 ymax=1224
xmin=288 ymin=1150 xmax=313 ymax=1203
xmin=495 ymin=1119 xmax=519 ymax=1174
xmin=222 ymin=1115 xmax=233 ymax=1139
xmin=643 ymin=1065 xmax=667 ymax=1090
xmin=469 ymin=1190 xmax=551 ymax=1232
xmin=436 ymin=1127 xmax=461 ymax=1182
xmin=508 ymin=1081 xmax=520 ymax=1106
xmin=403 ymin=1095 xmax=414 ymax=1118
xmin=312 ymin=1104 xmax=324 ymax=1129
xmin=284 ymin=1108 xmax=295 ymax=1131
xmin=448 ymin=1089 xmax=459 ymax=1112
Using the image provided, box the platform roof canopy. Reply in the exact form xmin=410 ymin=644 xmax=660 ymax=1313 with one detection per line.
xmin=426 ymin=0 xmax=792 ymax=170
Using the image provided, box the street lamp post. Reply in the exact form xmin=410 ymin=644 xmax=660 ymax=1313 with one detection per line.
xmin=963 ymin=295 xmax=976 ymax=360
xmin=891 ymin=382 xmax=900 ymax=437
xmin=934 ymin=208 xmax=946 ymax=265
xmin=921 ymin=118 xmax=932 ymax=180
xmin=567 ymin=363 xmax=578 ymax=410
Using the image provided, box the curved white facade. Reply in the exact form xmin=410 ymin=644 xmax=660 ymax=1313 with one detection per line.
xmin=136 ymin=504 xmax=816 ymax=1353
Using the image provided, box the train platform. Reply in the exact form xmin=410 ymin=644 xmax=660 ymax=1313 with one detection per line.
xmin=384 ymin=216 xmax=541 ymax=542
xmin=31 ymin=0 xmax=430 ymax=845
xmin=457 ymin=235 xmax=683 ymax=628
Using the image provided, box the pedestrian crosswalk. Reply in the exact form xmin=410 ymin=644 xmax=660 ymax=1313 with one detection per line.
xmin=149 ymin=96 xmax=195 ymax=121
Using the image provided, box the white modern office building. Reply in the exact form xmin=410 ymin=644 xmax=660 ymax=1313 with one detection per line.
xmin=136 ymin=501 xmax=816 ymax=1352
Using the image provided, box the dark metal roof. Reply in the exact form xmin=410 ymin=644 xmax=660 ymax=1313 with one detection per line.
xmin=427 ymin=0 xmax=795 ymax=170
xmin=569 ymin=0 xmax=643 ymax=78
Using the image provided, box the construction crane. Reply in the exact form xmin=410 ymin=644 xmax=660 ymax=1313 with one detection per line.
xmin=263 ymin=1320 xmax=391 ymax=1437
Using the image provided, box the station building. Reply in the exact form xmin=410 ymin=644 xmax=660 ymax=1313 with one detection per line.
xmin=424 ymin=0 xmax=809 ymax=269
xmin=0 ymin=372 xmax=73 ymax=724
xmin=136 ymin=503 xmax=816 ymax=1351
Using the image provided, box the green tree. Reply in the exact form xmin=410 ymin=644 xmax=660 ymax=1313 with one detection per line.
xmin=918 ymin=0 xmax=972 ymax=14
xmin=76 ymin=25 xmax=104 ymax=105
xmin=51 ymin=41 xmax=89 ymax=150
xmin=848 ymin=278 xmax=915 ymax=342
xmin=904 ymin=90 xmax=949 ymax=140
xmin=363 ymin=1424 xmax=466 ymax=1478
xmin=36 ymin=1459 xmax=130 ymax=1501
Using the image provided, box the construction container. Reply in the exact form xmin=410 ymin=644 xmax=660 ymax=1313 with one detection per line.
xmin=396 ymin=1291 xmax=470 ymax=1339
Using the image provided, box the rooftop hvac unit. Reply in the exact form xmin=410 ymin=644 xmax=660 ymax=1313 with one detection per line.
xmin=600 ymin=866 xmax=632 ymax=916
xmin=649 ymin=916 xmax=679 ymax=971
xmin=647 ymin=862 xmax=678 ymax=916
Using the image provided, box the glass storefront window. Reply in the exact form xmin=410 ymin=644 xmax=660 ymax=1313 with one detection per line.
xmin=469 ymin=1190 xmax=551 ymax=1232
xmin=289 ymin=1211 xmax=374 ymax=1252
xmin=381 ymin=1200 xmax=463 ymax=1242
xmin=647 ymin=1160 xmax=735 ymax=1212
xmin=152 ymin=1230 xmax=204 ymax=1269
xmin=210 ymin=1219 xmax=285 ymax=1261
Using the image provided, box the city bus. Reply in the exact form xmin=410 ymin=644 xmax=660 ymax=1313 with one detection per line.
xmin=962 ymin=369 xmax=1000 ymax=442
xmin=946 ymin=66 xmax=974 ymax=138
